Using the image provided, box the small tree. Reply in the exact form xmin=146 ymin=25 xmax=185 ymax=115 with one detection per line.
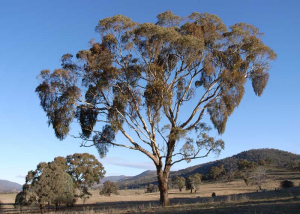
xmin=145 ymin=184 xmax=158 ymax=193
xmin=172 ymin=176 xmax=185 ymax=192
xmin=237 ymin=159 xmax=252 ymax=171
xmin=265 ymin=158 xmax=273 ymax=166
xmin=186 ymin=173 xmax=202 ymax=194
xmin=251 ymin=166 xmax=267 ymax=190
xmin=258 ymin=159 xmax=266 ymax=166
xmin=289 ymin=161 xmax=300 ymax=171
xmin=280 ymin=180 xmax=294 ymax=189
xmin=100 ymin=181 xmax=119 ymax=196
xmin=209 ymin=165 xmax=225 ymax=180
xmin=243 ymin=177 xmax=251 ymax=187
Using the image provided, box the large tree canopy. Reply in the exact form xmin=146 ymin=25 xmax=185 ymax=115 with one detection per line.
xmin=36 ymin=11 xmax=276 ymax=206
xmin=25 ymin=162 xmax=74 ymax=214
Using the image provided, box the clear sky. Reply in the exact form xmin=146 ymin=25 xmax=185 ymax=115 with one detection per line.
xmin=0 ymin=0 xmax=299 ymax=185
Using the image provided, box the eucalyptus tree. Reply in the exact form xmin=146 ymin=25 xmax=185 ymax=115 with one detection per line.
xmin=100 ymin=180 xmax=119 ymax=196
xmin=66 ymin=153 xmax=105 ymax=199
xmin=36 ymin=11 xmax=276 ymax=206
xmin=172 ymin=176 xmax=185 ymax=192
xmin=186 ymin=173 xmax=202 ymax=194
xmin=25 ymin=162 xmax=74 ymax=214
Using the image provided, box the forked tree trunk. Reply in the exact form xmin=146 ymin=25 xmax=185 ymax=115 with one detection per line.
xmin=157 ymin=168 xmax=170 ymax=206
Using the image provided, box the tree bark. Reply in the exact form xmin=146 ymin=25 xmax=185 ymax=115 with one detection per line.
xmin=40 ymin=204 xmax=44 ymax=214
xmin=157 ymin=168 xmax=170 ymax=206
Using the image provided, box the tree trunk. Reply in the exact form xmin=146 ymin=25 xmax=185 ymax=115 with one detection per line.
xmin=157 ymin=168 xmax=170 ymax=206
xmin=40 ymin=204 xmax=44 ymax=214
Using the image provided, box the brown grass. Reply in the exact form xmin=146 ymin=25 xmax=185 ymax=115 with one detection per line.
xmin=1 ymin=168 xmax=300 ymax=214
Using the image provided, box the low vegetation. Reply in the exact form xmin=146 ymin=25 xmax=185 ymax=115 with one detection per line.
xmin=100 ymin=181 xmax=119 ymax=196
xmin=280 ymin=180 xmax=294 ymax=189
xmin=145 ymin=184 xmax=158 ymax=193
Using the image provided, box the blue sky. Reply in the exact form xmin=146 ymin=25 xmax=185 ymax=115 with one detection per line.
xmin=0 ymin=0 xmax=299 ymax=185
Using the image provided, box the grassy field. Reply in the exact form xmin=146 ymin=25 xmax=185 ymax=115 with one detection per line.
xmin=1 ymin=168 xmax=300 ymax=213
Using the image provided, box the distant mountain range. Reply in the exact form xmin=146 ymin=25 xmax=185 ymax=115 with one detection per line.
xmin=0 ymin=180 xmax=22 ymax=193
xmin=116 ymin=148 xmax=300 ymax=188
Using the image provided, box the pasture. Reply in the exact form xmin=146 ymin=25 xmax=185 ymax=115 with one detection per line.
xmin=1 ymin=168 xmax=300 ymax=214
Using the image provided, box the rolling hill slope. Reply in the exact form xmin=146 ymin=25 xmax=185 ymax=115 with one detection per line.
xmin=0 ymin=180 xmax=22 ymax=193
xmin=117 ymin=148 xmax=300 ymax=188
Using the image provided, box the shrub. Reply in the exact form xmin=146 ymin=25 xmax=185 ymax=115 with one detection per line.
xmin=145 ymin=184 xmax=158 ymax=193
xmin=212 ymin=192 xmax=216 ymax=197
xmin=280 ymin=180 xmax=294 ymax=189
xmin=100 ymin=181 xmax=119 ymax=196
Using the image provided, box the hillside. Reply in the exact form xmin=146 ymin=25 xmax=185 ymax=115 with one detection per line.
xmin=119 ymin=170 xmax=156 ymax=188
xmin=101 ymin=175 xmax=130 ymax=183
xmin=0 ymin=180 xmax=22 ymax=193
xmin=117 ymin=149 xmax=300 ymax=189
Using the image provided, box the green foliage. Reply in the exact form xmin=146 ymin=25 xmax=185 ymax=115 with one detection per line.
xmin=100 ymin=181 xmax=119 ymax=196
xmin=186 ymin=173 xmax=202 ymax=193
xmin=237 ymin=159 xmax=256 ymax=171
xmin=66 ymin=153 xmax=105 ymax=198
xmin=24 ymin=162 xmax=74 ymax=213
xmin=145 ymin=184 xmax=158 ymax=193
xmin=258 ymin=159 xmax=266 ymax=166
xmin=209 ymin=165 xmax=225 ymax=180
xmin=171 ymin=176 xmax=185 ymax=191
xmin=288 ymin=161 xmax=300 ymax=171
xmin=243 ymin=177 xmax=251 ymax=187
xmin=280 ymin=180 xmax=294 ymax=189
xmin=17 ymin=153 xmax=105 ymax=212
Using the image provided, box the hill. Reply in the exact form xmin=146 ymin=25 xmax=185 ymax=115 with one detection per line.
xmin=117 ymin=149 xmax=300 ymax=189
xmin=101 ymin=175 xmax=130 ymax=183
xmin=119 ymin=170 xmax=156 ymax=188
xmin=0 ymin=180 xmax=22 ymax=193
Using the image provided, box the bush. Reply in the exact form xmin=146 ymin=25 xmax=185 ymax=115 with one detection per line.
xmin=145 ymin=184 xmax=158 ymax=193
xmin=212 ymin=192 xmax=216 ymax=197
xmin=100 ymin=181 xmax=119 ymax=196
xmin=280 ymin=180 xmax=294 ymax=189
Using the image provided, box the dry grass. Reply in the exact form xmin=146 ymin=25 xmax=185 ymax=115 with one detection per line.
xmin=1 ymin=168 xmax=300 ymax=213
